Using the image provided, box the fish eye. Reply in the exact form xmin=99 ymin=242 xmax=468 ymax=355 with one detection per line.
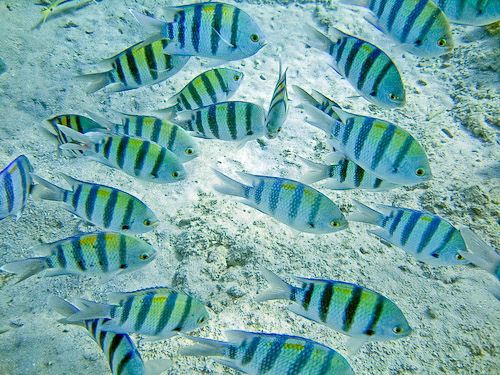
xmin=143 ymin=219 xmax=152 ymax=226
xmin=330 ymin=220 xmax=340 ymax=228
xmin=393 ymin=326 xmax=403 ymax=334
xmin=415 ymin=168 xmax=426 ymax=177
xmin=414 ymin=39 xmax=422 ymax=47
xmin=250 ymin=34 xmax=260 ymax=42
xmin=120 ymin=264 xmax=128 ymax=269
xmin=389 ymin=93 xmax=398 ymax=101
xmin=122 ymin=224 xmax=130 ymax=230
xmin=456 ymin=253 xmax=464 ymax=260
xmin=172 ymin=171 xmax=180 ymax=178
xmin=185 ymin=148 xmax=193 ymax=155
xmin=437 ymin=38 xmax=447 ymax=47
xmin=233 ymin=74 xmax=240 ymax=81
xmin=139 ymin=253 xmax=150 ymax=260
xmin=277 ymin=128 xmax=282 ymax=133
xmin=198 ymin=317 xmax=206 ymax=324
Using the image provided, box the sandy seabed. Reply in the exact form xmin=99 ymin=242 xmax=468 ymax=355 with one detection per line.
xmin=0 ymin=0 xmax=498 ymax=374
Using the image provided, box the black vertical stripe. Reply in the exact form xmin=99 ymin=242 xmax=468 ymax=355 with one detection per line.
xmin=116 ymin=350 xmax=135 ymax=375
xmin=195 ymin=111 xmax=204 ymax=134
xmin=207 ymin=104 xmax=219 ymax=138
xmin=119 ymin=234 xmax=127 ymax=269
xmin=116 ymin=136 xmax=129 ymax=169
xmin=230 ymin=8 xmax=240 ymax=48
xmin=72 ymin=184 xmax=82 ymax=210
xmin=85 ymin=185 xmax=99 ymax=220
xmin=167 ymin=125 xmax=178 ymax=150
xmin=342 ymin=286 xmax=363 ymax=332
xmin=134 ymin=293 xmax=154 ymax=331
xmin=187 ymin=83 xmax=204 ymax=108
xmin=392 ymin=136 xmax=413 ymax=171
xmin=335 ymin=37 xmax=347 ymax=63
xmin=103 ymin=189 xmax=118 ymax=229
xmin=258 ymin=336 xmax=285 ymax=373
xmin=107 ymin=334 xmax=124 ymax=370
xmin=151 ymin=119 xmax=163 ymax=143
xmin=401 ymin=0 xmax=428 ymax=43
xmin=302 ymin=283 xmax=314 ymax=310
xmin=103 ymin=137 xmax=113 ymax=159
xmin=144 ymin=43 xmax=158 ymax=80
xmin=227 ymin=102 xmax=237 ymax=139
xmin=415 ymin=8 xmax=441 ymax=46
xmin=376 ymin=0 xmax=389 ymax=17
xmin=357 ymin=49 xmax=382 ymax=90
xmin=174 ymin=296 xmax=193 ymax=331
xmin=115 ymin=59 xmax=127 ymax=86
xmin=155 ymin=292 xmax=178 ymax=334
xmin=245 ymin=103 xmax=253 ymax=135
xmin=241 ymin=337 xmax=260 ymax=365
xmin=211 ymin=4 xmax=224 ymax=56
xmin=387 ymin=0 xmax=405 ymax=32
xmin=364 ymin=295 xmax=385 ymax=335
xmin=344 ymin=40 xmax=364 ymax=78
xmin=125 ymin=50 xmax=141 ymax=85
xmin=370 ymin=60 xmax=393 ymax=98
xmin=3 ymin=172 xmax=14 ymax=213
xmin=339 ymin=159 xmax=349 ymax=183
xmin=75 ymin=115 xmax=83 ymax=133
xmin=416 ymin=216 xmax=441 ymax=254
xmin=214 ymin=68 xmax=229 ymax=94
xmin=179 ymin=93 xmax=192 ymax=110
xmin=341 ymin=118 xmax=354 ymax=145
xmin=287 ymin=340 xmax=314 ymax=374
xmin=191 ymin=5 xmax=202 ymax=52
xmin=98 ymin=330 xmax=107 ymax=349
xmin=71 ymin=237 xmax=87 ymax=271
xmin=95 ymin=233 xmax=109 ymax=273
xmin=151 ymin=147 xmax=166 ymax=178
xmin=371 ymin=124 xmax=396 ymax=170
xmin=56 ymin=244 xmax=67 ymax=268
xmin=319 ymin=283 xmax=334 ymax=322
xmin=120 ymin=297 xmax=134 ymax=325
xmin=136 ymin=117 xmax=144 ymax=138
xmin=121 ymin=199 xmax=134 ymax=230
xmin=388 ymin=210 xmax=404 ymax=234
xmin=400 ymin=211 xmax=422 ymax=246
xmin=178 ymin=11 xmax=186 ymax=49
xmin=354 ymin=165 xmax=365 ymax=187
xmin=133 ymin=141 xmax=150 ymax=174
xmin=201 ymin=74 xmax=218 ymax=103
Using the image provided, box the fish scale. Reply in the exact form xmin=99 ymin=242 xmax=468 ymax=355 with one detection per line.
xmin=349 ymin=200 xmax=471 ymax=265
xmin=0 ymin=155 xmax=33 ymax=221
xmin=257 ymin=269 xmax=412 ymax=346
xmin=31 ymin=174 xmax=158 ymax=234
xmin=435 ymin=0 xmax=499 ymax=26
xmin=348 ymin=0 xmax=453 ymax=56
xmin=213 ymin=170 xmax=347 ymax=233
xmin=180 ymin=330 xmax=355 ymax=374
xmin=307 ymin=26 xmax=405 ymax=108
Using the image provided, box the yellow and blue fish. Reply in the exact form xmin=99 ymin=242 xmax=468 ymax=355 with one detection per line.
xmin=0 ymin=155 xmax=34 ymax=221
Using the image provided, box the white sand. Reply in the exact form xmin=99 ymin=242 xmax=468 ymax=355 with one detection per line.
xmin=0 ymin=0 xmax=498 ymax=374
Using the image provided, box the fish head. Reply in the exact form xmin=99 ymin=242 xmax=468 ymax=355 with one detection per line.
xmin=235 ymin=13 xmax=267 ymax=57
xmin=128 ymin=239 xmax=157 ymax=268
xmin=388 ymin=141 xmax=432 ymax=185
xmin=182 ymin=300 xmax=210 ymax=332
xmin=265 ymin=107 xmax=286 ymax=139
xmin=427 ymin=230 xmax=471 ymax=266
xmin=369 ymin=66 xmax=406 ymax=108
xmin=375 ymin=299 xmax=413 ymax=340
xmin=128 ymin=206 xmax=159 ymax=234
xmin=312 ymin=201 xmax=349 ymax=233
xmin=402 ymin=16 xmax=453 ymax=57
xmin=219 ymin=68 xmax=244 ymax=96
xmin=180 ymin=138 xmax=201 ymax=162
xmin=150 ymin=157 xmax=186 ymax=183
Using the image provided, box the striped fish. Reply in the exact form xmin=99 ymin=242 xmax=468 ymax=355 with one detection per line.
xmin=159 ymin=68 xmax=244 ymax=116
xmin=435 ymin=0 xmax=500 ymax=26
xmin=349 ymin=200 xmax=470 ymax=265
xmin=298 ymin=154 xmax=399 ymax=191
xmin=79 ymin=38 xmax=190 ymax=94
xmin=56 ymin=127 xmax=186 ymax=183
xmin=345 ymin=0 xmax=453 ymax=56
xmin=213 ymin=170 xmax=347 ymax=234
xmin=65 ymin=287 xmax=210 ymax=339
xmin=31 ymin=174 xmax=159 ymax=234
xmin=42 ymin=114 xmax=107 ymax=156
xmin=131 ymin=2 xmax=267 ymax=61
xmin=306 ymin=26 xmax=405 ymax=108
xmin=0 ymin=155 xmax=33 ymax=221
xmin=265 ymin=63 xmax=289 ymax=139
xmin=49 ymin=296 xmax=151 ymax=375
xmin=0 ymin=232 xmax=157 ymax=283
xmin=302 ymin=103 xmax=431 ymax=185
xmin=258 ymin=268 xmax=412 ymax=349
xmin=180 ymin=330 xmax=355 ymax=375
xmin=88 ymin=112 xmax=200 ymax=163
xmin=292 ymin=86 xmax=342 ymax=122
xmin=174 ymin=101 xmax=266 ymax=143
xmin=34 ymin=0 xmax=94 ymax=29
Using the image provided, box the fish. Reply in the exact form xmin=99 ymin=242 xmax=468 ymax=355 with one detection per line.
xmin=305 ymin=26 xmax=405 ymax=108
xmin=79 ymin=38 xmax=190 ymax=94
xmin=0 ymin=232 xmax=157 ymax=283
xmin=434 ymin=0 xmax=500 ymax=26
xmin=158 ymin=68 xmax=244 ymax=117
xmin=173 ymin=101 xmax=266 ymax=143
xmin=298 ymin=153 xmax=399 ymax=191
xmin=0 ymin=155 xmax=34 ymax=221
xmin=30 ymin=174 xmax=159 ymax=233
xmin=265 ymin=62 xmax=289 ymax=139
xmin=55 ymin=127 xmax=186 ymax=183
xmin=180 ymin=330 xmax=355 ymax=375
xmin=301 ymin=103 xmax=431 ymax=185
xmin=213 ymin=169 xmax=348 ymax=234
xmin=257 ymin=268 xmax=412 ymax=352
xmin=348 ymin=200 xmax=471 ymax=266
xmin=49 ymin=296 xmax=170 ymax=375
xmin=343 ymin=0 xmax=453 ymax=56
xmin=458 ymin=227 xmax=500 ymax=300
xmin=42 ymin=114 xmax=108 ymax=156
xmin=292 ymin=85 xmax=342 ymax=122
xmin=33 ymin=0 xmax=94 ymax=29
xmin=87 ymin=112 xmax=200 ymax=163
xmin=130 ymin=2 xmax=267 ymax=61
xmin=64 ymin=287 xmax=210 ymax=339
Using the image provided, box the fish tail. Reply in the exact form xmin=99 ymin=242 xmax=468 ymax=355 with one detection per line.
xmin=155 ymin=104 xmax=180 ymax=121
xmin=301 ymin=103 xmax=335 ymax=134
xmin=30 ymin=174 xmax=67 ymax=202
xmin=1 ymin=257 xmax=49 ymax=283
xmin=348 ymin=200 xmax=383 ymax=225
xmin=460 ymin=227 xmax=498 ymax=265
xmin=212 ymin=169 xmax=248 ymax=198
xmin=129 ymin=9 xmax=165 ymax=37
xmin=76 ymin=71 xmax=112 ymax=94
xmin=256 ymin=267 xmax=293 ymax=303
xmin=297 ymin=156 xmax=331 ymax=184
xmin=64 ymin=298 xmax=112 ymax=323
xmin=48 ymin=295 xmax=87 ymax=327
xmin=38 ymin=125 xmax=60 ymax=145
xmin=304 ymin=25 xmax=335 ymax=52
xmin=179 ymin=335 xmax=231 ymax=357
xmin=292 ymin=85 xmax=320 ymax=107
